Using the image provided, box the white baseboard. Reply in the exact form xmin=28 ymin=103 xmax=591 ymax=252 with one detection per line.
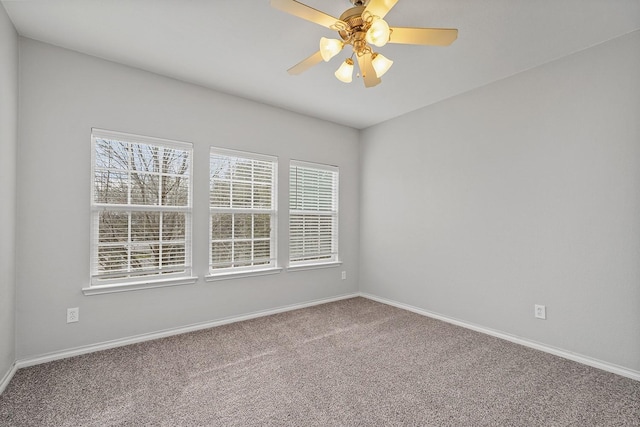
xmin=15 ymin=293 xmax=359 ymax=370
xmin=9 ymin=292 xmax=638 ymax=385
xmin=360 ymin=292 xmax=640 ymax=382
xmin=0 ymin=362 xmax=18 ymax=395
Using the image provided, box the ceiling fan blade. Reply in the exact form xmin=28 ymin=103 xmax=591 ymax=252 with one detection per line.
xmin=364 ymin=0 xmax=399 ymax=19
xmin=356 ymin=52 xmax=381 ymax=88
xmin=287 ymin=51 xmax=324 ymax=75
xmin=271 ymin=0 xmax=342 ymax=29
xmin=388 ymin=27 xmax=458 ymax=46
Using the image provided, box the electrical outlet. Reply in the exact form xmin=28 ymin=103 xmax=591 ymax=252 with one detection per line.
xmin=534 ymin=304 xmax=546 ymax=320
xmin=341 ymin=271 xmax=347 ymax=280
xmin=67 ymin=307 xmax=79 ymax=323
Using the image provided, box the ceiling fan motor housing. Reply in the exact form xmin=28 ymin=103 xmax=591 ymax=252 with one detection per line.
xmin=338 ymin=6 xmax=367 ymax=47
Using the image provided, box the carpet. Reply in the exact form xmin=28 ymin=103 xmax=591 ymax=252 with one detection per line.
xmin=1 ymin=297 xmax=639 ymax=426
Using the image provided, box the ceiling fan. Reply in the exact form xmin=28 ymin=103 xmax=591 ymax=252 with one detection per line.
xmin=271 ymin=0 xmax=458 ymax=88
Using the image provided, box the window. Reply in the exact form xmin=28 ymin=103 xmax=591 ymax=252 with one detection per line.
xmin=289 ymin=161 xmax=339 ymax=267
xmin=88 ymin=129 xmax=194 ymax=292
xmin=209 ymin=148 xmax=278 ymax=277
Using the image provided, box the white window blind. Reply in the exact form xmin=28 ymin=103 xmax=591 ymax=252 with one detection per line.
xmin=209 ymin=147 xmax=277 ymax=274
xmin=289 ymin=161 xmax=339 ymax=266
xmin=90 ymin=129 xmax=192 ymax=287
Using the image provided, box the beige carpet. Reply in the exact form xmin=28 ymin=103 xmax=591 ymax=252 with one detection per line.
xmin=1 ymin=297 xmax=639 ymax=426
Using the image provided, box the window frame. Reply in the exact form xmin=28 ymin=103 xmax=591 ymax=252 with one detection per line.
xmin=85 ymin=129 xmax=196 ymax=295
xmin=206 ymin=147 xmax=280 ymax=281
xmin=288 ymin=160 xmax=340 ymax=269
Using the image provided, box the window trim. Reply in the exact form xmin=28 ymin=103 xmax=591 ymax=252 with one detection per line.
xmin=205 ymin=267 xmax=283 ymax=282
xmin=288 ymin=160 xmax=339 ymax=268
xmin=207 ymin=146 xmax=279 ymax=279
xmin=88 ymin=128 xmax=195 ymax=294
xmin=286 ymin=261 xmax=342 ymax=272
xmin=82 ymin=276 xmax=197 ymax=296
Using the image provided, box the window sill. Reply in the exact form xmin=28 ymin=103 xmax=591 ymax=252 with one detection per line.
xmin=82 ymin=276 xmax=198 ymax=295
xmin=286 ymin=261 xmax=342 ymax=272
xmin=205 ymin=267 xmax=283 ymax=282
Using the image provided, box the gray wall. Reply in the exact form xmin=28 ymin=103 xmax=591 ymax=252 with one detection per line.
xmin=16 ymin=38 xmax=359 ymax=358
xmin=0 ymin=4 xmax=18 ymax=382
xmin=360 ymin=31 xmax=640 ymax=371
xmin=9 ymin=25 xmax=639 ymax=375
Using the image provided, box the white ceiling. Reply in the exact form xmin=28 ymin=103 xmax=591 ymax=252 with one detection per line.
xmin=3 ymin=0 xmax=640 ymax=129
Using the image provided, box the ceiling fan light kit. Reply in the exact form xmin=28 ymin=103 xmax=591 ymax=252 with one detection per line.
xmin=319 ymin=37 xmax=344 ymax=61
xmin=335 ymin=58 xmax=355 ymax=83
xmin=371 ymin=52 xmax=393 ymax=77
xmin=365 ymin=16 xmax=391 ymax=47
xmin=271 ymin=0 xmax=458 ymax=88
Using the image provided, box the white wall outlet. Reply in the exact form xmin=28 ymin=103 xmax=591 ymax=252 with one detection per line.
xmin=67 ymin=307 xmax=79 ymax=323
xmin=534 ymin=304 xmax=546 ymax=320
xmin=341 ymin=271 xmax=347 ymax=280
